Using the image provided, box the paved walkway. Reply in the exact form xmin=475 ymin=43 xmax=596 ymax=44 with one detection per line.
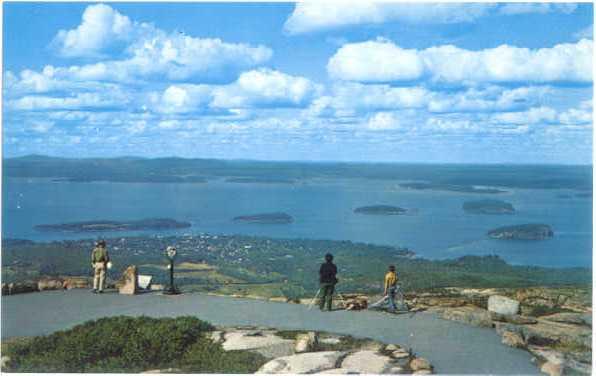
xmin=1 ymin=290 xmax=538 ymax=374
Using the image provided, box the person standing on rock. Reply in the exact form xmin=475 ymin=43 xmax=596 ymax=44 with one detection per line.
xmin=91 ymin=240 xmax=110 ymax=293
xmin=384 ymin=265 xmax=399 ymax=312
xmin=319 ymin=253 xmax=338 ymax=311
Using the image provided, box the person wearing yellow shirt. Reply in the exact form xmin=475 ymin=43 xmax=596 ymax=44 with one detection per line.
xmin=384 ymin=265 xmax=398 ymax=312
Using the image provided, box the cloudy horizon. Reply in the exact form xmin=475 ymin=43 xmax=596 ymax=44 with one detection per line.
xmin=3 ymin=2 xmax=593 ymax=164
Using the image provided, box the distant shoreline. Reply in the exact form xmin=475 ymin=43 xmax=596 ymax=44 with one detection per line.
xmin=3 ymin=154 xmax=593 ymax=168
xmin=4 ymin=155 xmax=592 ymax=190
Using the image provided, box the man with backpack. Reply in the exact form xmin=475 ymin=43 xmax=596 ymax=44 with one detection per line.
xmin=319 ymin=253 xmax=338 ymax=311
xmin=91 ymin=240 xmax=110 ymax=293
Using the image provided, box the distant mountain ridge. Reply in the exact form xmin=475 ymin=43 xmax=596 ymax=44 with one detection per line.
xmin=4 ymin=155 xmax=592 ymax=190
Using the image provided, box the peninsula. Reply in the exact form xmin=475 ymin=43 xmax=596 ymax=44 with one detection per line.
xmin=487 ymin=224 xmax=554 ymax=240
xmin=354 ymin=205 xmax=407 ymax=215
xmin=34 ymin=218 xmax=191 ymax=233
xmin=463 ymin=200 xmax=515 ymax=215
xmin=233 ymin=212 xmax=294 ymax=224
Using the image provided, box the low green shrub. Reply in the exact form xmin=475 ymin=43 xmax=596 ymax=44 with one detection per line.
xmin=180 ymin=338 xmax=266 ymax=373
xmin=3 ymin=316 xmax=263 ymax=373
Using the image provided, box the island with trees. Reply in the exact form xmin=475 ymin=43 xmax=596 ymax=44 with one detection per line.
xmin=487 ymin=224 xmax=554 ymax=240
xmin=233 ymin=212 xmax=294 ymax=224
xmin=354 ymin=205 xmax=408 ymax=215
xmin=34 ymin=218 xmax=191 ymax=233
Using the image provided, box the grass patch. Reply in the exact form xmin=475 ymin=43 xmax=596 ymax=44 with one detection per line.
xmin=274 ymin=330 xmax=303 ymax=340
xmin=2 ymin=316 xmax=266 ymax=373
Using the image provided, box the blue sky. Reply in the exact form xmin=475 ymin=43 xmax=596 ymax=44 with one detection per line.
xmin=3 ymin=2 xmax=593 ymax=163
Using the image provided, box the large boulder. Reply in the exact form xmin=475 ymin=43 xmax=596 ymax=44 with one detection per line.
xmin=222 ymin=330 xmax=293 ymax=351
xmin=436 ymin=306 xmax=493 ymax=327
xmin=295 ymin=332 xmax=318 ymax=353
xmin=118 ymin=266 xmax=139 ymax=295
xmin=409 ymin=357 xmax=432 ymax=372
xmin=340 ymin=351 xmax=396 ymax=374
xmin=488 ymin=295 xmax=519 ymax=315
xmin=257 ymin=351 xmax=345 ymax=374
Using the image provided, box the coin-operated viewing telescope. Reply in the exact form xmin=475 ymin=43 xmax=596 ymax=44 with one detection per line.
xmin=163 ymin=246 xmax=180 ymax=295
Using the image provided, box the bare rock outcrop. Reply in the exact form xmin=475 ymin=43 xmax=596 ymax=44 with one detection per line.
xmin=118 ymin=265 xmax=139 ymax=295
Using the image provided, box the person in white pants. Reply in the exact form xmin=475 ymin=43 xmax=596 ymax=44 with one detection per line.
xmin=91 ymin=240 xmax=110 ymax=293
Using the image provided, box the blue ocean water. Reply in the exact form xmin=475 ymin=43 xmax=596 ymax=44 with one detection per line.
xmin=2 ymin=176 xmax=592 ymax=268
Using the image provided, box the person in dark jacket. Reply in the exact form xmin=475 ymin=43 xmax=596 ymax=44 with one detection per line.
xmin=319 ymin=253 xmax=338 ymax=311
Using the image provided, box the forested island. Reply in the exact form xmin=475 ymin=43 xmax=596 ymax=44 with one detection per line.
xmin=399 ymin=182 xmax=506 ymax=194
xmin=233 ymin=212 xmax=294 ymax=224
xmin=354 ymin=205 xmax=407 ymax=215
xmin=487 ymin=224 xmax=554 ymax=240
xmin=463 ymin=200 xmax=515 ymax=214
xmin=34 ymin=218 xmax=191 ymax=233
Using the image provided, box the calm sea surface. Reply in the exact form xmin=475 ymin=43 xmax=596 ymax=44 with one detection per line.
xmin=2 ymin=177 xmax=592 ymax=268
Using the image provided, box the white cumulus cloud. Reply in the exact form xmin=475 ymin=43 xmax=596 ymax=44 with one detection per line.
xmin=367 ymin=112 xmax=403 ymax=131
xmin=307 ymin=83 xmax=430 ymax=118
xmin=490 ymin=106 xmax=558 ymax=125
xmin=44 ymin=4 xmax=272 ymax=83
xmin=152 ymin=69 xmax=321 ymax=114
xmin=211 ymin=69 xmax=322 ymax=109
xmin=7 ymin=91 xmax=129 ymax=111
xmin=559 ymin=100 xmax=593 ymax=125
xmin=284 ymin=3 xmax=496 ymax=34
xmin=328 ymin=38 xmax=593 ymax=85
xmin=284 ymin=2 xmax=578 ymax=34
xmin=427 ymin=86 xmax=551 ymax=113
xmin=51 ymin=4 xmax=133 ymax=58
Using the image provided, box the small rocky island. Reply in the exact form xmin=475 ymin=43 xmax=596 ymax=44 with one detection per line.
xmin=354 ymin=205 xmax=407 ymax=215
xmin=233 ymin=212 xmax=294 ymax=224
xmin=487 ymin=224 xmax=554 ymax=240
xmin=463 ymin=200 xmax=515 ymax=215
xmin=35 ymin=218 xmax=191 ymax=232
